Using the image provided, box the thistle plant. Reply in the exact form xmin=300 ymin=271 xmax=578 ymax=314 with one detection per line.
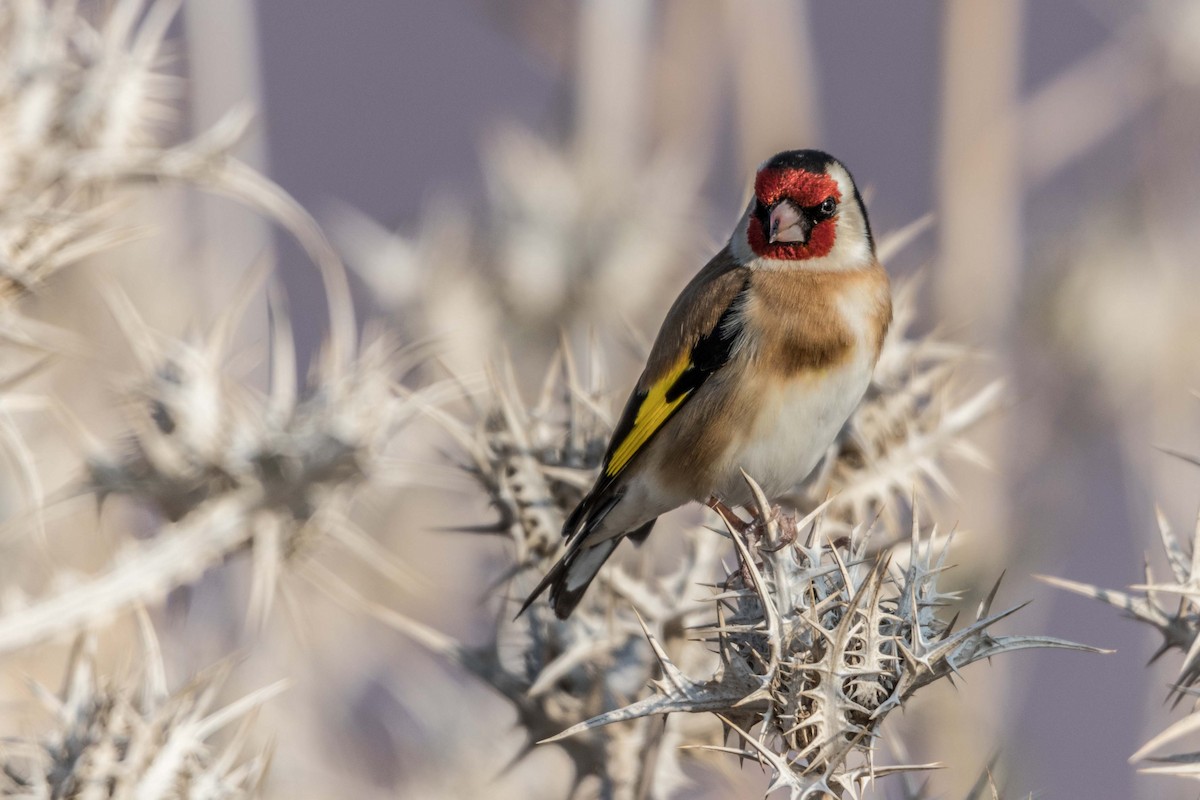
xmin=0 ymin=279 xmax=428 ymax=653
xmin=1 ymin=622 xmax=282 ymax=799
xmin=0 ymin=0 xmax=177 ymax=301
xmin=0 ymin=0 xmax=426 ymax=667
xmin=548 ymin=478 xmax=1097 ymax=799
xmin=1042 ymin=489 xmax=1200 ymax=779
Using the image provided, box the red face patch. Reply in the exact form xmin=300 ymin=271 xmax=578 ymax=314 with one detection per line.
xmin=754 ymin=168 xmax=840 ymax=208
xmin=748 ymin=168 xmax=841 ymax=260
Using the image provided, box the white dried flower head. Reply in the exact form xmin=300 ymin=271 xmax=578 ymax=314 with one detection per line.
xmin=548 ymin=475 xmax=1099 ymax=799
xmin=0 ymin=0 xmax=179 ymax=300
xmin=1 ymin=623 xmax=283 ymax=799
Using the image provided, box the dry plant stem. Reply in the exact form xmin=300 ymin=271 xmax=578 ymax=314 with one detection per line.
xmin=0 ymin=496 xmax=251 ymax=654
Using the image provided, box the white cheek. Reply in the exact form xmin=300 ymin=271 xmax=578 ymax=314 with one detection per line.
xmin=834 ymin=216 xmax=872 ymax=265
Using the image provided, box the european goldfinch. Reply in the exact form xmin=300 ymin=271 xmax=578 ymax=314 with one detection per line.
xmin=523 ymin=150 xmax=891 ymax=620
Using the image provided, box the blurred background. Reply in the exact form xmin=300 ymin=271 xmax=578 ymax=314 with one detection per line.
xmin=5 ymin=1 xmax=1200 ymax=798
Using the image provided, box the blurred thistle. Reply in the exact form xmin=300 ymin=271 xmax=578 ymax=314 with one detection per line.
xmin=1041 ymin=478 xmax=1200 ymax=780
xmin=0 ymin=273 xmax=429 ymax=652
xmin=336 ymin=128 xmax=706 ymax=375
xmin=0 ymin=0 xmax=405 ymax=654
xmin=0 ymin=0 xmax=360 ymax=533
xmin=0 ymin=0 xmax=183 ymax=524
xmin=0 ymin=0 xmax=354 ymax=352
xmin=1 ymin=619 xmax=283 ymax=799
xmin=0 ymin=0 xmax=178 ymax=301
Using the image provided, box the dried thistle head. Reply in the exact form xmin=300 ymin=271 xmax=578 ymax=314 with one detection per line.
xmin=79 ymin=270 xmax=424 ymax=613
xmin=351 ymin=346 xmax=727 ymax=797
xmin=0 ymin=0 xmax=179 ymax=300
xmin=425 ymin=346 xmax=612 ymax=566
xmin=1 ymin=621 xmax=282 ymax=799
xmin=0 ymin=259 xmax=423 ymax=657
xmin=548 ymin=474 xmax=1099 ymax=799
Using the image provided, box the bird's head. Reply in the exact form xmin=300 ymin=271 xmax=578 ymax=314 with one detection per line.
xmin=735 ymin=149 xmax=875 ymax=270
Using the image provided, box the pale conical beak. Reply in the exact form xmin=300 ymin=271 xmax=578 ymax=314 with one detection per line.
xmin=768 ymin=200 xmax=810 ymax=244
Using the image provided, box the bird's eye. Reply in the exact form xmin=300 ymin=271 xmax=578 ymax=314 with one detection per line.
xmin=819 ymin=197 xmax=837 ymax=217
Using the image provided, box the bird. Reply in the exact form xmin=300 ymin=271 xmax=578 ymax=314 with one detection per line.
xmin=520 ymin=149 xmax=892 ymax=620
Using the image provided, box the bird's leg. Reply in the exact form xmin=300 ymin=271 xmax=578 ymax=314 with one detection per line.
xmin=706 ymin=496 xmax=750 ymax=534
xmin=707 ymin=496 xmax=779 ymax=549
xmin=708 ymin=496 xmax=766 ymax=586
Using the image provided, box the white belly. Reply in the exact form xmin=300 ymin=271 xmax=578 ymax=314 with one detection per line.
xmin=714 ymin=356 xmax=873 ymax=503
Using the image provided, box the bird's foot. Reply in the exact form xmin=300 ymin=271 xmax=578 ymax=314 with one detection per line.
xmin=708 ymin=495 xmax=784 ymax=545
xmin=760 ymin=513 xmax=798 ymax=551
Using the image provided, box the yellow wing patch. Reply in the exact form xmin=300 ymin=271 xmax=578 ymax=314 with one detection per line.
xmin=606 ymin=354 xmax=692 ymax=478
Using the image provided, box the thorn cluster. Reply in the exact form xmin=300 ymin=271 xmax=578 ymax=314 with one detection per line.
xmin=550 ymin=474 xmax=1099 ymax=799
xmin=395 ymin=347 xmax=723 ymax=797
xmin=0 ymin=284 xmax=421 ymax=653
xmin=80 ymin=294 xmax=422 ymax=628
xmin=1043 ymin=506 xmax=1200 ymax=777
xmin=0 ymin=0 xmax=181 ymax=300
xmin=1 ymin=624 xmax=281 ymax=799
xmin=428 ymin=349 xmax=611 ymax=565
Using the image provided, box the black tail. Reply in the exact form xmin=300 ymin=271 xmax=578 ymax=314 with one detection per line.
xmin=517 ymin=517 xmax=656 ymax=620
